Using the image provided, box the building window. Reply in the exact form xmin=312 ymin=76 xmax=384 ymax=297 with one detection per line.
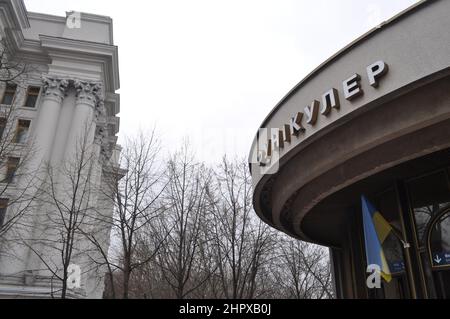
xmin=1 ymin=84 xmax=17 ymax=105
xmin=407 ymin=170 xmax=450 ymax=243
xmin=24 ymin=86 xmax=40 ymax=108
xmin=4 ymin=157 xmax=19 ymax=184
xmin=429 ymin=210 xmax=450 ymax=264
xmin=406 ymin=169 xmax=450 ymax=298
xmin=0 ymin=118 xmax=6 ymax=139
xmin=14 ymin=120 xmax=30 ymax=144
xmin=0 ymin=199 xmax=8 ymax=228
xmin=371 ymin=189 xmax=409 ymax=299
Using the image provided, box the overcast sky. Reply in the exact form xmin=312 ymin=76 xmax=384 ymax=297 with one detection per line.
xmin=24 ymin=0 xmax=419 ymax=163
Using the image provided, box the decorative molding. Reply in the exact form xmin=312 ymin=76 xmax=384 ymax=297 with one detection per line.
xmin=39 ymin=35 xmax=120 ymax=92
xmin=26 ymin=11 xmax=113 ymax=45
xmin=41 ymin=76 xmax=69 ymax=104
xmin=72 ymin=79 xmax=118 ymax=163
xmin=40 ymin=76 xmax=116 ymax=163
xmin=26 ymin=11 xmax=66 ymax=24
xmin=100 ymin=143 xmax=114 ymax=163
xmin=12 ymin=0 xmax=31 ymax=29
xmin=105 ymin=92 xmax=120 ymax=116
xmin=74 ymin=80 xmax=103 ymax=108
xmin=94 ymin=123 xmax=107 ymax=145
xmin=0 ymin=0 xmax=30 ymax=31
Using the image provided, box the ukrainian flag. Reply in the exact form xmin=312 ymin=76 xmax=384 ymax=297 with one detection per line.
xmin=361 ymin=195 xmax=392 ymax=282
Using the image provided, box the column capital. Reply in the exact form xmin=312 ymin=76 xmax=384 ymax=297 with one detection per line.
xmin=94 ymin=123 xmax=113 ymax=164
xmin=74 ymin=80 xmax=103 ymax=108
xmin=42 ymin=76 xmax=70 ymax=104
xmin=101 ymin=141 xmax=114 ymax=163
xmin=94 ymin=102 xmax=114 ymax=163
xmin=95 ymin=100 xmax=107 ymax=120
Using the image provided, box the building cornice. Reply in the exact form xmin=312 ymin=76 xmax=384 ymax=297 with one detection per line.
xmin=1 ymin=1 xmax=120 ymax=93
xmin=12 ymin=0 xmax=29 ymax=29
xmin=0 ymin=0 xmax=30 ymax=31
xmin=26 ymin=11 xmax=112 ymax=24
xmin=105 ymin=92 xmax=120 ymax=115
xmin=67 ymin=11 xmax=112 ymax=24
xmin=3 ymin=28 xmax=51 ymax=65
xmin=27 ymin=11 xmax=114 ymax=45
xmin=39 ymin=35 xmax=120 ymax=92
xmin=26 ymin=11 xmax=66 ymax=24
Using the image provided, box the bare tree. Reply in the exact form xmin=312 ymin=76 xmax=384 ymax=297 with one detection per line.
xmin=24 ymin=122 xmax=98 ymax=299
xmin=84 ymin=130 xmax=168 ymax=299
xmin=205 ymin=157 xmax=275 ymax=299
xmin=0 ymin=39 xmax=37 ymax=240
xmin=271 ymin=238 xmax=334 ymax=299
xmin=155 ymin=142 xmax=214 ymax=299
xmin=0 ymin=105 xmax=37 ymax=239
xmin=101 ymin=154 xmax=335 ymax=300
xmin=0 ymin=42 xmax=42 ymax=287
xmin=0 ymin=38 xmax=28 ymax=84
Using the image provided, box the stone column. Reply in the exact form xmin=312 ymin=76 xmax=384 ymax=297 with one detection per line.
xmin=32 ymin=77 xmax=69 ymax=168
xmin=63 ymin=80 xmax=102 ymax=164
xmin=49 ymin=87 xmax=77 ymax=167
xmin=62 ymin=81 xmax=104 ymax=295
xmin=22 ymin=76 xmax=69 ymax=279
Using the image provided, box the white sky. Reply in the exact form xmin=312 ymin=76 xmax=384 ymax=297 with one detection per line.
xmin=24 ymin=0 xmax=419 ymax=163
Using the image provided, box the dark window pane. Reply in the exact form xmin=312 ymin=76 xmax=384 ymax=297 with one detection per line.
xmin=2 ymin=95 xmax=14 ymax=105
xmin=421 ymin=251 xmax=438 ymax=298
xmin=0 ymin=118 xmax=6 ymax=139
xmin=433 ymin=269 xmax=450 ymax=299
xmin=1 ymin=84 xmax=17 ymax=105
xmin=24 ymin=95 xmax=38 ymax=108
xmin=429 ymin=212 xmax=450 ymax=265
xmin=5 ymin=157 xmax=19 ymax=184
xmin=0 ymin=199 xmax=8 ymax=227
xmin=14 ymin=119 xmax=30 ymax=144
xmin=373 ymin=189 xmax=406 ymax=275
xmin=362 ymin=189 xmax=410 ymax=299
xmin=24 ymin=86 xmax=40 ymax=108
xmin=407 ymin=171 xmax=450 ymax=245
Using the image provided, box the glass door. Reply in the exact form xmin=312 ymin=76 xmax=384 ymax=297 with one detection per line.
xmin=406 ymin=169 xmax=450 ymax=299
xmin=425 ymin=206 xmax=450 ymax=298
xmin=366 ymin=188 xmax=410 ymax=299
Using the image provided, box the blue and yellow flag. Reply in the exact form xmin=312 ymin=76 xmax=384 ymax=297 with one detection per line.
xmin=361 ymin=195 xmax=392 ymax=282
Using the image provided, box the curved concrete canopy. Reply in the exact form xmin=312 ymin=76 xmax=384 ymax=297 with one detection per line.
xmin=248 ymin=0 xmax=450 ymax=246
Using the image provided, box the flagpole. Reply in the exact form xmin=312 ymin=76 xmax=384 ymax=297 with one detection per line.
xmin=389 ymin=226 xmax=410 ymax=249
xmin=392 ymin=184 xmax=418 ymax=299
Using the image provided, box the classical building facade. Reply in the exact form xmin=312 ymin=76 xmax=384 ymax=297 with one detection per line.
xmin=0 ymin=0 xmax=120 ymax=298
xmin=249 ymin=0 xmax=450 ymax=298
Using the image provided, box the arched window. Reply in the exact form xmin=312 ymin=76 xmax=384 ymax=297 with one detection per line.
xmin=423 ymin=205 xmax=450 ymax=298
xmin=426 ymin=206 xmax=450 ymax=269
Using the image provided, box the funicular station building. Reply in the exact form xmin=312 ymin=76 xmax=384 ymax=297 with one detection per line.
xmin=249 ymin=0 xmax=450 ymax=298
